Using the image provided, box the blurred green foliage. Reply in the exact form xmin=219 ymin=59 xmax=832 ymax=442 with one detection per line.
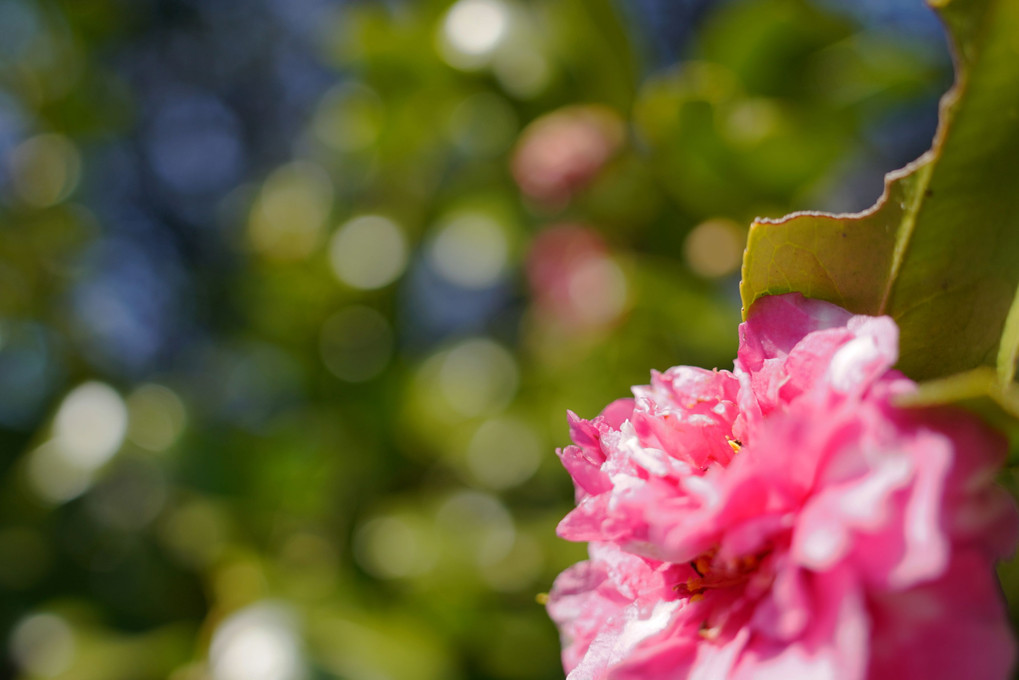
xmin=0 ymin=0 xmax=955 ymax=678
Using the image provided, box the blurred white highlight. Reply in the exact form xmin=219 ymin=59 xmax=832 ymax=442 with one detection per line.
xmin=439 ymin=0 xmax=509 ymax=70
xmin=439 ymin=339 xmax=518 ymax=417
xmin=329 ymin=215 xmax=408 ymax=290
xmin=210 ymin=603 xmax=305 ymax=680
xmin=428 ymin=212 xmax=508 ymax=289
xmin=53 ymin=381 xmax=128 ymax=468
xmin=27 ymin=382 xmax=128 ymax=503
xmin=10 ymin=613 xmax=75 ymax=678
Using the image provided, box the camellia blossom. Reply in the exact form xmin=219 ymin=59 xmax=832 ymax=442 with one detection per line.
xmin=548 ymin=293 xmax=1018 ymax=679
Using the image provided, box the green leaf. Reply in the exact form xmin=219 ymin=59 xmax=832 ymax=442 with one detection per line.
xmin=740 ymin=0 xmax=1019 ymax=382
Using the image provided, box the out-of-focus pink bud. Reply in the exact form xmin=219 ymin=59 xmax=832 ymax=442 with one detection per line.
xmin=526 ymin=224 xmax=627 ymax=331
xmin=511 ymin=105 xmax=625 ymax=207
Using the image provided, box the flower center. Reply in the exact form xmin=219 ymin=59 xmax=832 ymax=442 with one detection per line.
xmin=678 ymin=547 xmax=763 ymax=597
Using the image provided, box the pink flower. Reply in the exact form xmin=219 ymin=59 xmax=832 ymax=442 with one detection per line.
xmin=548 ymin=293 xmax=1017 ymax=679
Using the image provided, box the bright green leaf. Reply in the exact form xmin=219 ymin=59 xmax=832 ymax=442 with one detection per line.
xmin=740 ymin=0 xmax=1019 ymax=381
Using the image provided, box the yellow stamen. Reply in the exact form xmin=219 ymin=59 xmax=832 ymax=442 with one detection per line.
xmin=535 ymin=592 xmax=549 ymax=605
xmin=739 ymin=555 xmax=760 ymax=571
xmin=727 ymin=439 xmax=742 ymax=453
xmin=699 ymin=625 xmax=721 ymax=640
xmin=693 ymin=555 xmax=713 ymax=576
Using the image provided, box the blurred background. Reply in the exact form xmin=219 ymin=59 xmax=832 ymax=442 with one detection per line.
xmin=0 ymin=0 xmax=960 ymax=678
